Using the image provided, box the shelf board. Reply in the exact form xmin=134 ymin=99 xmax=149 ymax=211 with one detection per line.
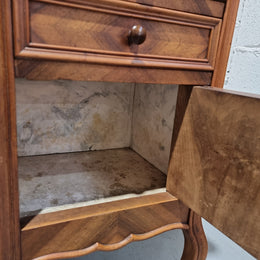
xmin=18 ymin=148 xmax=166 ymax=217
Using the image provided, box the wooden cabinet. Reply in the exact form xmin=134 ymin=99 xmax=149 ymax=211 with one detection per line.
xmin=0 ymin=0 xmax=242 ymax=260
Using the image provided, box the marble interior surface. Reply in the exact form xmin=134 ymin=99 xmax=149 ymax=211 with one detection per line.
xmin=132 ymin=84 xmax=178 ymax=174
xmin=16 ymin=79 xmax=178 ymax=174
xmin=16 ymin=79 xmax=134 ymax=156
xmin=18 ymin=148 xmax=166 ymax=217
xmin=16 ymin=80 xmax=178 ymax=216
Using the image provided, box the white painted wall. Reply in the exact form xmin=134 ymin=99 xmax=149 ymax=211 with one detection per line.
xmin=69 ymin=0 xmax=259 ymax=259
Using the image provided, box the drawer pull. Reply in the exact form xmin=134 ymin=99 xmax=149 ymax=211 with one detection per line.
xmin=128 ymin=25 xmax=146 ymax=45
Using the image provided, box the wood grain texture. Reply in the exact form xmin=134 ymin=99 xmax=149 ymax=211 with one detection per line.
xmin=12 ymin=0 xmax=29 ymax=54
xmin=0 ymin=0 xmax=20 ymax=259
xmin=13 ymin=0 xmax=224 ymax=56
xmin=0 ymin=0 xmax=241 ymax=259
xmin=16 ymin=47 xmax=214 ymax=71
xmin=170 ymin=87 xmax=208 ymax=260
xmin=170 ymin=85 xmax=193 ymax=155
xmin=12 ymin=0 xmax=222 ymax=72
xmin=33 ymin=223 xmax=188 ymax=260
xmin=211 ymin=0 xmax=240 ymax=88
xmin=124 ymin=0 xmax=225 ymax=18
xmin=27 ymin=0 xmax=218 ymax=59
xmin=21 ymin=192 xmax=189 ymax=260
xmin=181 ymin=211 xmax=208 ymax=260
xmin=14 ymin=60 xmax=213 ymax=85
xmin=167 ymin=87 xmax=260 ymax=258
xmin=11 ymin=0 xmax=240 ymax=84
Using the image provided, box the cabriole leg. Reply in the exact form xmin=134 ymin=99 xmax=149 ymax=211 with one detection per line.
xmin=181 ymin=211 xmax=208 ymax=260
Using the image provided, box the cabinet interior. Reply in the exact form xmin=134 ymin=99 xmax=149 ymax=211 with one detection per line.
xmin=16 ymin=79 xmax=179 ymax=218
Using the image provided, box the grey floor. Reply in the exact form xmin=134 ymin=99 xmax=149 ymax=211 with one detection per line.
xmin=67 ymin=219 xmax=256 ymax=260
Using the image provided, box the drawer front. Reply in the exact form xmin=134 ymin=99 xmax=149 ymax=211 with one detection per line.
xmin=30 ymin=2 xmax=209 ymax=60
xmin=14 ymin=0 xmax=221 ymax=70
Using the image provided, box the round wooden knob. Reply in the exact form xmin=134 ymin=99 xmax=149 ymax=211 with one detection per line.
xmin=128 ymin=25 xmax=146 ymax=45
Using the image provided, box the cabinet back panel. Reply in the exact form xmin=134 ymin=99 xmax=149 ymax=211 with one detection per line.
xmin=16 ymin=79 xmax=134 ymax=156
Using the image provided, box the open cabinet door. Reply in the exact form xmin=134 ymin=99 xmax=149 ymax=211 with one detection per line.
xmin=166 ymin=87 xmax=260 ymax=259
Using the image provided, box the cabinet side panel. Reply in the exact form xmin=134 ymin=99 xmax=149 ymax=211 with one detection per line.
xmin=28 ymin=1 xmax=211 ymax=60
xmin=0 ymin=0 xmax=20 ymax=259
xmin=131 ymin=84 xmax=178 ymax=173
xmin=212 ymin=0 xmax=240 ymax=88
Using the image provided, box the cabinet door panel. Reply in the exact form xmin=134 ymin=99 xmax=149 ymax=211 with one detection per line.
xmin=167 ymin=87 xmax=260 ymax=259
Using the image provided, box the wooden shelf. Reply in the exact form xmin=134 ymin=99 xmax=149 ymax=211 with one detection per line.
xmin=18 ymin=148 xmax=166 ymax=218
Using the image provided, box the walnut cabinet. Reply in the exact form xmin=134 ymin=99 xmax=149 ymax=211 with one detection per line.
xmin=0 ymin=0 xmax=242 ymax=260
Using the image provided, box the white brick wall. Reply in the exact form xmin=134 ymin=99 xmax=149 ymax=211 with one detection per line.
xmin=224 ymin=0 xmax=260 ymax=95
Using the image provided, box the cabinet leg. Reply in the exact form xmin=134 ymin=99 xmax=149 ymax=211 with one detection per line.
xmin=181 ymin=211 xmax=208 ymax=260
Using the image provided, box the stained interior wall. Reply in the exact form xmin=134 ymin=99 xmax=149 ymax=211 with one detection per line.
xmin=16 ymin=79 xmax=134 ymax=156
xmin=131 ymin=84 xmax=178 ymax=174
xmin=16 ymin=79 xmax=178 ymax=173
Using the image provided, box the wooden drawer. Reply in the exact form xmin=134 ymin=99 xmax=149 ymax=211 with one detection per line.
xmin=13 ymin=0 xmax=222 ymax=71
